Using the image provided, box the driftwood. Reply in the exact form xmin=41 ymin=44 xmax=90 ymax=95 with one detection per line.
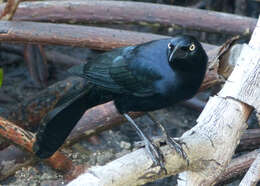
xmin=0 ymin=1 xmax=257 ymax=35
xmin=68 ymin=17 xmax=260 ymax=186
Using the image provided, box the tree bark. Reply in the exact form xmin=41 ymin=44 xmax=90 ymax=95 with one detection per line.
xmin=0 ymin=21 xmax=215 ymax=51
xmin=0 ymin=1 xmax=256 ymax=35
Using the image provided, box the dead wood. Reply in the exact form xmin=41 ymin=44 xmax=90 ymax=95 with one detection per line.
xmin=0 ymin=116 xmax=74 ymax=172
xmin=240 ymin=150 xmax=260 ymax=186
xmin=0 ymin=0 xmax=20 ymax=20
xmin=24 ymin=44 xmax=49 ymax=88
xmin=215 ymin=150 xmax=259 ymax=185
xmin=0 ymin=1 xmax=256 ymax=35
xmin=0 ymin=43 xmax=84 ymax=66
xmin=0 ymin=21 xmax=215 ymax=51
xmin=237 ymin=129 xmax=260 ymax=152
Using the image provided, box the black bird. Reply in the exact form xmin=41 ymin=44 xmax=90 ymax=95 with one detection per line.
xmin=33 ymin=35 xmax=208 ymax=168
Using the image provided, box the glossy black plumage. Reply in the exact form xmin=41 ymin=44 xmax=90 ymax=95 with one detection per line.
xmin=33 ymin=35 xmax=208 ymax=160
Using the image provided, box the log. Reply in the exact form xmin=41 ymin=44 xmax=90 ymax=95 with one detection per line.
xmin=68 ymin=17 xmax=260 ymax=186
xmin=0 ymin=21 xmax=215 ymax=51
xmin=0 ymin=1 xmax=256 ymax=35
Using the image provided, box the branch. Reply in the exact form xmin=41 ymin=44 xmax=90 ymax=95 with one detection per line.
xmin=0 ymin=21 xmax=215 ymax=51
xmin=0 ymin=116 xmax=73 ymax=172
xmin=68 ymin=17 xmax=260 ymax=186
xmin=240 ymin=150 xmax=260 ymax=186
xmin=216 ymin=150 xmax=259 ymax=185
xmin=0 ymin=0 xmax=20 ymax=20
xmin=0 ymin=43 xmax=84 ymax=66
xmin=0 ymin=1 xmax=256 ymax=35
xmin=237 ymin=129 xmax=260 ymax=152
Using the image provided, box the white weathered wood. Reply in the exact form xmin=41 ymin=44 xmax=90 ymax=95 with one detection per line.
xmin=68 ymin=17 xmax=260 ymax=186
xmin=219 ymin=44 xmax=260 ymax=110
xmin=179 ymin=16 xmax=260 ymax=185
xmin=239 ymin=151 xmax=260 ymax=186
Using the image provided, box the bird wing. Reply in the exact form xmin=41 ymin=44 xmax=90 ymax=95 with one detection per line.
xmin=69 ymin=46 xmax=161 ymax=97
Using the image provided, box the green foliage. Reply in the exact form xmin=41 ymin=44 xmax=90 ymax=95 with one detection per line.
xmin=0 ymin=68 xmax=3 ymax=87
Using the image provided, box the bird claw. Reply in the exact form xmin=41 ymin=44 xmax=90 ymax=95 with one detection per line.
xmin=167 ymin=137 xmax=189 ymax=165
xmin=144 ymin=140 xmax=167 ymax=174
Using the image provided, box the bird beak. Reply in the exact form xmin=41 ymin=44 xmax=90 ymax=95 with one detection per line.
xmin=169 ymin=46 xmax=186 ymax=62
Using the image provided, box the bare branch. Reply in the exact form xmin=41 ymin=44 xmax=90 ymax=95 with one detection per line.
xmin=0 ymin=1 xmax=256 ymax=35
xmin=216 ymin=150 xmax=259 ymax=185
xmin=240 ymin=150 xmax=260 ymax=186
xmin=0 ymin=0 xmax=20 ymax=20
xmin=0 ymin=21 xmax=215 ymax=51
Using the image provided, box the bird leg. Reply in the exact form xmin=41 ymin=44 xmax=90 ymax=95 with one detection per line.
xmin=123 ymin=113 xmax=166 ymax=172
xmin=147 ymin=113 xmax=189 ymax=165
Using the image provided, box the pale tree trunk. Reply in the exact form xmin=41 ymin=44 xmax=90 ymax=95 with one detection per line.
xmin=68 ymin=17 xmax=260 ymax=186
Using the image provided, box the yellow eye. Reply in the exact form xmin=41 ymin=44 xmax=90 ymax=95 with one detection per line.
xmin=189 ymin=43 xmax=195 ymax=51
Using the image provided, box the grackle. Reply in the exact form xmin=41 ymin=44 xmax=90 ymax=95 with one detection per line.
xmin=33 ymin=35 xmax=208 ymax=169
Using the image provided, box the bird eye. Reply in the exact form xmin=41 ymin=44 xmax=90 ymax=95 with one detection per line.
xmin=189 ymin=43 xmax=196 ymax=51
xmin=168 ymin=43 xmax=174 ymax=50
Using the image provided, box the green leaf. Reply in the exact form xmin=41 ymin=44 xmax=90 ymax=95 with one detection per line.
xmin=0 ymin=68 xmax=3 ymax=87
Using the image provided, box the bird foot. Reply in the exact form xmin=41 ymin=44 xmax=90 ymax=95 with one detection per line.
xmin=144 ymin=139 xmax=167 ymax=174
xmin=166 ymin=137 xmax=189 ymax=165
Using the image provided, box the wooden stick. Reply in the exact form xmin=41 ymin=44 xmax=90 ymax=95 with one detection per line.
xmin=0 ymin=1 xmax=256 ymax=35
xmin=0 ymin=21 xmax=215 ymax=51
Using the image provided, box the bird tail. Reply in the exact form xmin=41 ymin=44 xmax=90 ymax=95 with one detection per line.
xmin=33 ymin=84 xmax=112 ymax=159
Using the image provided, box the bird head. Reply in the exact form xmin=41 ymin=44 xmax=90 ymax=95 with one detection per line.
xmin=167 ymin=35 xmax=208 ymax=71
